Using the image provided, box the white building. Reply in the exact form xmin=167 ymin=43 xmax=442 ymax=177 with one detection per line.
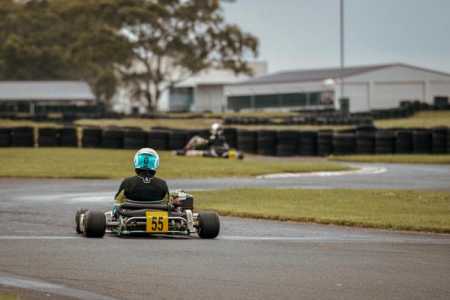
xmin=168 ymin=62 xmax=267 ymax=112
xmin=112 ymin=61 xmax=267 ymax=114
xmin=224 ymin=63 xmax=450 ymax=113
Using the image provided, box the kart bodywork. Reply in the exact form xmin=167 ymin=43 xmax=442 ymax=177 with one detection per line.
xmin=175 ymin=148 xmax=244 ymax=160
xmin=75 ymin=191 xmax=220 ymax=239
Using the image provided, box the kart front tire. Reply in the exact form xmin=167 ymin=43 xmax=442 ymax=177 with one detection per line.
xmin=197 ymin=212 xmax=220 ymax=239
xmin=75 ymin=208 xmax=87 ymax=234
xmin=83 ymin=210 xmax=106 ymax=238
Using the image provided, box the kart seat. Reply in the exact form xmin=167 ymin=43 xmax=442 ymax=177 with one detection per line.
xmin=120 ymin=199 xmax=168 ymax=210
xmin=118 ymin=200 xmax=170 ymax=218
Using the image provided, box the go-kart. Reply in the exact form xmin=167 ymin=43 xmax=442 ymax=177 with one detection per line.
xmin=75 ymin=191 xmax=220 ymax=239
xmin=175 ymin=148 xmax=244 ymax=160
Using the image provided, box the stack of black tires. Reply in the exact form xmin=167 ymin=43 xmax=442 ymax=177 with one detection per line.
xmin=298 ymin=131 xmax=317 ymax=156
xmin=60 ymin=127 xmax=78 ymax=147
xmin=0 ymin=128 xmax=11 ymax=147
xmin=395 ymin=130 xmax=413 ymax=153
xmin=412 ymin=129 xmax=432 ymax=154
xmin=333 ymin=132 xmax=356 ymax=155
xmin=82 ymin=128 xmax=102 ymax=148
xmin=317 ymin=131 xmax=333 ymax=156
xmin=257 ymin=130 xmax=277 ymax=156
xmin=237 ymin=130 xmax=257 ymax=154
xmin=101 ymin=129 xmax=124 ymax=149
xmin=123 ymin=129 xmax=148 ymax=149
xmin=11 ymin=127 xmax=34 ymax=147
xmin=431 ymin=127 xmax=448 ymax=154
xmin=169 ymin=130 xmax=188 ymax=150
xmin=148 ymin=130 xmax=169 ymax=150
xmin=38 ymin=128 xmax=59 ymax=147
xmin=276 ymin=131 xmax=298 ymax=156
xmin=375 ymin=130 xmax=396 ymax=154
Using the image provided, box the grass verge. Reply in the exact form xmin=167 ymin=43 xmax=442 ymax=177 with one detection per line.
xmin=195 ymin=188 xmax=450 ymax=233
xmin=329 ymin=154 xmax=450 ymax=164
xmin=0 ymin=148 xmax=349 ymax=179
xmin=375 ymin=111 xmax=450 ymax=128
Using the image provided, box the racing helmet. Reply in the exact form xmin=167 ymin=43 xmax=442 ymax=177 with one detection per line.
xmin=210 ymin=122 xmax=223 ymax=135
xmin=133 ymin=148 xmax=159 ymax=174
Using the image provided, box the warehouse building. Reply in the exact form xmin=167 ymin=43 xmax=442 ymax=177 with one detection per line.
xmin=168 ymin=62 xmax=267 ymax=112
xmin=0 ymin=81 xmax=97 ymax=117
xmin=224 ymin=63 xmax=450 ymax=113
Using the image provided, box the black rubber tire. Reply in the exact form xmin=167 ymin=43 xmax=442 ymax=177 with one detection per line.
xmin=197 ymin=212 xmax=220 ymax=239
xmin=83 ymin=210 xmax=106 ymax=238
xmin=82 ymin=128 xmax=102 ymax=148
xmin=75 ymin=208 xmax=88 ymax=234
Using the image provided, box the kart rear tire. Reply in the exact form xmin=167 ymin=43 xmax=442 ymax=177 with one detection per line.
xmin=197 ymin=212 xmax=220 ymax=239
xmin=75 ymin=208 xmax=88 ymax=234
xmin=83 ymin=210 xmax=106 ymax=238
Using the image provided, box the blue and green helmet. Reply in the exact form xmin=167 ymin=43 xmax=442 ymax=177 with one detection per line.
xmin=133 ymin=148 xmax=160 ymax=171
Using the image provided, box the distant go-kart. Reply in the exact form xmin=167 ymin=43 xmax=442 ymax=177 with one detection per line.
xmin=175 ymin=148 xmax=244 ymax=160
xmin=75 ymin=191 xmax=220 ymax=239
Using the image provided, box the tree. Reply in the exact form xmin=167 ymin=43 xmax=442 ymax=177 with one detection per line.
xmin=0 ymin=0 xmax=133 ymax=105
xmin=0 ymin=0 xmax=258 ymax=112
xmin=119 ymin=0 xmax=259 ymax=112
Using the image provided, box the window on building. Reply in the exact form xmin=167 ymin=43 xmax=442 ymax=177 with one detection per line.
xmin=228 ymin=96 xmax=251 ymax=111
xmin=309 ymin=92 xmax=320 ymax=105
xmin=254 ymin=94 xmax=279 ymax=108
xmin=281 ymin=93 xmax=307 ymax=107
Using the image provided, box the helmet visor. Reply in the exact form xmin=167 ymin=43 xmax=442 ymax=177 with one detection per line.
xmin=134 ymin=153 xmax=159 ymax=170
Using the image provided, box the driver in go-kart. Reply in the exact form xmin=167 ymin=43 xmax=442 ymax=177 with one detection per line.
xmin=177 ymin=122 xmax=229 ymax=157
xmin=114 ymin=148 xmax=169 ymax=204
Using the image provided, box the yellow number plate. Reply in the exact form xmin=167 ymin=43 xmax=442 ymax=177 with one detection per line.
xmin=145 ymin=211 xmax=169 ymax=233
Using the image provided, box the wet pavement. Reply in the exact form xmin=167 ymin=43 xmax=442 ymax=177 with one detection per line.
xmin=0 ymin=163 xmax=449 ymax=300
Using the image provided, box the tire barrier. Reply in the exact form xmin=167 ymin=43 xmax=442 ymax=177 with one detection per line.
xmin=237 ymin=130 xmax=257 ymax=154
xmin=3 ymin=125 xmax=447 ymax=157
xmin=276 ymin=130 xmax=298 ymax=156
xmin=0 ymin=127 xmax=11 ymax=147
xmin=257 ymin=130 xmax=277 ymax=156
xmin=355 ymin=131 xmax=375 ymax=154
xmin=447 ymin=129 xmax=450 ymax=154
xmin=38 ymin=127 xmax=59 ymax=147
xmin=148 ymin=130 xmax=169 ymax=150
xmin=317 ymin=131 xmax=333 ymax=156
xmin=375 ymin=130 xmax=396 ymax=154
xmin=298 ymin=131 xmax=317 ymax=156
xmin=82 ymin=128 xmax=102 ymax=148
xmin=223 ymin=128 xmax=237 ymax=148
xmin=395 ymin=130 xmax=413 ymax=154
xmin=11 ymin=127 xmax=34 ymax=147
xmin=59 ymin=127 xmax=78 ymax=147
xmin=101 ymin=130 xmax=124 ymax=149
xmin=431 ymin=127 xmax=448 ymax=154
xmin=169 ymin=131 xmax=188 ymax=150
xmin=333 ymin=133 xmax=356 ymax=155
xmin=123 ymin=130 xmax=148 ymax=150
xmin=412 ymin=130 xmax=432 ymax=154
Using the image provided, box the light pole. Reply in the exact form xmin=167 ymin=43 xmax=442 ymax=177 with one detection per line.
xmin=340 ymin=0 xmax=345 ymax=99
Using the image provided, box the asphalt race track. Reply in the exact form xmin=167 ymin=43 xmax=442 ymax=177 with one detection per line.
xmin=0 ymin=163 xmax=449 ymax=299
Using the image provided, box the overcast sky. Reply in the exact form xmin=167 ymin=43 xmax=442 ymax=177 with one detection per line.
xmin=222 ymin=0 xmax=450 ymax=74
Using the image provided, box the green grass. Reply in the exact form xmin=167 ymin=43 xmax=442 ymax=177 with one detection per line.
xmin=195 ymin=188 xmax=450 ymax=233
xmin=0 ymin=148 xmax=349 ymax=179
xmin=2 ymin=110 xmax=449 ymax=131
xmin=330 ymin=154 xmax=450 ymax=164
xmin=375 ymin=111 xmax=450 ymax=128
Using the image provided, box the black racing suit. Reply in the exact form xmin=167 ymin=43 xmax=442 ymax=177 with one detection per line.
xmin=114 ymin=175 xmax=169 ymax=204
xmin=205 ymin=133 xmax=229 ymax=156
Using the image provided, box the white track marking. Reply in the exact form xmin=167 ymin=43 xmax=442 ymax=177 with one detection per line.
xmin=0 ymin=236 xmax=78 ymax=240
xmin=256 ymin=166 xmax=386 ymax=179
xmin=219 ymin=235 xmax=450 ymax=244
xmin=0 ymin=273 xmax=117 ymax=300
